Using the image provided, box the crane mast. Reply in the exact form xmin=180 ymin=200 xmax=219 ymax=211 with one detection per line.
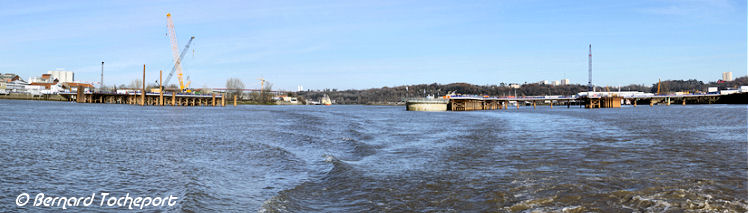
xmin=166 ymin=13 xmax=186 ymax=91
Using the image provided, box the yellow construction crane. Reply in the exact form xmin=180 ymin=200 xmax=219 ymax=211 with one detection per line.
xmin=258 ymin=77 xmax=265 ymax=91
xmin=166 ymin=13 xmax=186 ymax=91
xmin=656 ymin=79 xmax=661 ymax=95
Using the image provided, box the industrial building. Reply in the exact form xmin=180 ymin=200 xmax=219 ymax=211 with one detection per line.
xmin=48 ymin=70 xmax=74 ymax=83
xmin=722 ymin=72 xmax=733 ymax=82
xmin=0 ymin=70 xmax=90 ymax=95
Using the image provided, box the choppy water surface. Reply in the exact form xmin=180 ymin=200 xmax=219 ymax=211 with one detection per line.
xmin=1 ymin=100 xmax=746 ymax=212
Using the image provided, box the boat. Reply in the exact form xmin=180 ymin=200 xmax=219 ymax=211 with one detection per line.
xmin=321 ymin=94 xmax=332 ymax=105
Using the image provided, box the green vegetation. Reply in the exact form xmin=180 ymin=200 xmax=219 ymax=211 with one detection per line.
xmin=651 ymin=76 xmax=748 ymax=94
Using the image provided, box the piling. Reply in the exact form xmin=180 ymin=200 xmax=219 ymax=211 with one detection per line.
xmin=682 ymin=98 xmax=686 ymax=105
xmin=634 ymin=99 xmax=637 ymax=107
xmin=221 ymin=94 xmax=225 ymax=107
xmin=550 ymin=101 xmax=553 ymax=109
xmin=234 ymin=95 xmax=237 ymax=106
xmin=171 ymin=92 xmax=176 ymax=106
xmin=212 ymin=93 xmax=216 ymax=106
xmin=76 ymin=86 xmax=84 ymax=103
xmin=141 ymin=65 xmax=145 ymax=106
xmin=159 ymin=70 xmax=164 ymax=106
xmin=532 ymin=101 xmax=536 ymax=109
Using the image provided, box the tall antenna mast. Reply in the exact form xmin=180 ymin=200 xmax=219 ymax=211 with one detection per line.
xmin=101 ymin=61 xmax=104 ymax=91
xmin=588 ymin=44 xmax=593 ymax=92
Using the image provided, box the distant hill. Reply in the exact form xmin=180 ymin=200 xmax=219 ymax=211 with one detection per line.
xmin=651 ymin=76 xmax=748 ymax=94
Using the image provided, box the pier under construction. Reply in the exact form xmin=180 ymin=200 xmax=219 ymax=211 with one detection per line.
xmin=60 ymin=65 xmax=239 ymax=107
xmin=60 ymin=90 xmax=232 ymax=107
xmin=407 ymin=92 xmax=734 ymax=111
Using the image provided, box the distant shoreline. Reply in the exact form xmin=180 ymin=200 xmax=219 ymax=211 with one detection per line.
xmin=2 ymin=93 xmax=745 ymax=106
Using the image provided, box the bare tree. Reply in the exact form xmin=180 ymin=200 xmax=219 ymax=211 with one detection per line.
xmin=261 ymin=82 xmax=273 ymax=103
xmin=201 ymin=84 xmax=212 ymax=94
xmin=129 ymin=79 xmax=142 ymax=89
xmin=226 ymin=78 xmax=245 ymax=100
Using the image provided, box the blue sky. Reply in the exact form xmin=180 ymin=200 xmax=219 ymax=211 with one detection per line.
xmin=0 ymin=0 xmax=746 ymax=90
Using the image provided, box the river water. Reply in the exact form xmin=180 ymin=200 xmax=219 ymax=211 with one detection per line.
xmin=1 ymin=100 xmax=746 ymax=212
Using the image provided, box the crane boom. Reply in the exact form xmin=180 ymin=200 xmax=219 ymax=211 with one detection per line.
xmin=164 ymin=36 xmax=195 ymax=88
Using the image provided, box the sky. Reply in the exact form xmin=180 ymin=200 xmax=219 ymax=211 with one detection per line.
xmin=0 ymin=0 xmax=746 ymax=91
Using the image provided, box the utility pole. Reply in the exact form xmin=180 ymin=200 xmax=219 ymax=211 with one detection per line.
xmin=588 ymin=44 xmax=593 ymax=92
xmin=142 ymin=64 xmax=146 ymax=106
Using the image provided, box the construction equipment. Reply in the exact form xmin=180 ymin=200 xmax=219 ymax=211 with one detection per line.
xmin=656 ymin=79 xmax=661 ymax=95
xmin=258 ymin=77 xmax=266 ymax=91
xmin=166 ymin=13 xmax=192 ymax=92
xmin=163 ymin=36 xmax=194 ymax=90
xmin=588 ymin=44 xmax=593 ymax=92
xmin=184 ymin=76 xmax=192 ymax=93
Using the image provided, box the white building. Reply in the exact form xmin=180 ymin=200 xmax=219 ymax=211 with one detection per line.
xmin=539 ymin=80 xmax=549 ymax=85
xmin=48 ymin=70 xmax=74 ymax=83
xmin=29 ymin=74 xmax=55 ymax=83
xmin=577 ymin=91 xmax=653 ymax=98
xmin=722 ymin=72 xmax=733 ymax=81
xmin=552 ymin=80 xmax=560 ymax=86
xmin=561 ymin=79 xmax=570 ymax=85
xmin=509 ymin=83 xmax=521 ymax=89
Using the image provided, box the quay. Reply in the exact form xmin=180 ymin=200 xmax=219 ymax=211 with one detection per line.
xmin=407 ymin=92 xmax=740 ymax=111
xmin=406 ymin=98 xmax=449 ymax=111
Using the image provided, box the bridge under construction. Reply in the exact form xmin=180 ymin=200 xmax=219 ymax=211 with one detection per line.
xmin=407 ymin=92 xmax=732 ymax=111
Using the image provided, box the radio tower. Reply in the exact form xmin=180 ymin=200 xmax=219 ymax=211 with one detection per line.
xmin=588 ymin=44 xmax=593 ymax=92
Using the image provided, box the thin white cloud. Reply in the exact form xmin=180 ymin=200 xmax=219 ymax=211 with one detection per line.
xmin=639 ymin=0 xmax=735 ymax=17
